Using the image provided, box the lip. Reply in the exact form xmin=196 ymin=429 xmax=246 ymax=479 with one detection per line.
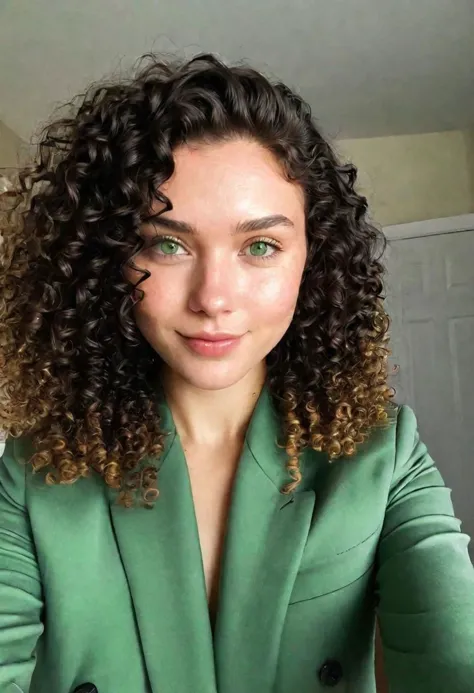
xmin=179 ymin=332 xmax=244 ymax=357
xmin=184 ymin=332 xmax=242 ymax=341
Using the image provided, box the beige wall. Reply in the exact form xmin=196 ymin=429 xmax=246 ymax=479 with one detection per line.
xmin=337 ymin=129 xmax=474 ymax=226
xmin=463 ymin=128 xmax=474 ymax=204
xmin=0 ymin=119 xmax=29 ymax=168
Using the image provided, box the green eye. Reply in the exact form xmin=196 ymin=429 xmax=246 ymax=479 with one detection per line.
xmin=159 ymin=240 xmax=180 ymax=255
xmin=249 ymin=241 xmax=269 ymax=256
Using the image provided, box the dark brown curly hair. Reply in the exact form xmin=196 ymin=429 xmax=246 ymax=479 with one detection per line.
xmin=0 ymin=52 xmax=395 ymax=508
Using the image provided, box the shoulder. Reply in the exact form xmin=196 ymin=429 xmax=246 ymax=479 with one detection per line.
xmin=391 ymin=401 xmax=425 ymax=467
xmin=1 ymin=434 xmax=109 ymax=520
xmin=351 ymin=401 xmax=422 ymax=474
xmin=0 ymin=436 xmax=31 ymax=507
xmin=301 ymin=401 xmax=427 ymax=497
xmin=361 ymin=402 xmax=436 ymax=492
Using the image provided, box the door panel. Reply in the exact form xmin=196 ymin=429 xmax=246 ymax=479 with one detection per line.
xmin=384 ymin=229 xmax=474 ymax=552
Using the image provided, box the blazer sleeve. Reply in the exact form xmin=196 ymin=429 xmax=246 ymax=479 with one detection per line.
xmin=0 ymin=438 xmax=44 ymax=693
xmin=375 ymin=404 xmax=474 ymax=692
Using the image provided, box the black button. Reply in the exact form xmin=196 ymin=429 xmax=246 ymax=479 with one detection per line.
xmin=73 ymin=684 xmax=98 ymax=693
xmin=319 ymin=659 xmax=343 ymax=687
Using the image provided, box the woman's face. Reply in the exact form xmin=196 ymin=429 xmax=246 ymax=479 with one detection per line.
xmin=128 ymin=137 xmax=307 ymax=391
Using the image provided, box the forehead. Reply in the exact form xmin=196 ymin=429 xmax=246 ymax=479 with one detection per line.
xmin=153 ymin=138 xmax=305 ymax=226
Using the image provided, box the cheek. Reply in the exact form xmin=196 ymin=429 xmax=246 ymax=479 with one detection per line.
xmin=250 ymin=270 xmax=301 ymax=324
xmin=133 ymin=277 xmax=178 ymax=327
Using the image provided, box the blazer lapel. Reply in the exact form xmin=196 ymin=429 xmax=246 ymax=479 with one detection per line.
xmin=213 ymin=386 xmax=317 ymax=693
xmin=108 ymin=383 xmax=317 ymax=693
xmin=107 ymin=401 xmax=217 ymax=693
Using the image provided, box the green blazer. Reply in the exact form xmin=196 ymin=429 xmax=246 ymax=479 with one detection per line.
xmin=1 ymin=386 xmax=473 ymax=693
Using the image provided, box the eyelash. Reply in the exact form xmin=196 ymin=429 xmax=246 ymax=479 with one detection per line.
xmin=145 ymin=234 xmax=283 ymax=260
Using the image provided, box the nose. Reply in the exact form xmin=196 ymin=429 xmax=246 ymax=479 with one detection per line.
xmin=187 ymin=253 xmax=238 ymax=316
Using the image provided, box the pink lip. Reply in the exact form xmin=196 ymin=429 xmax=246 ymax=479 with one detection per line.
xmin=180 ymin=333 xmax=243 ymax=357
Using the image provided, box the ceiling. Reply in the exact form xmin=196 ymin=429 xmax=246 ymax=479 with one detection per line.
xmin=0 ymin=0 xmax=473 ymax=142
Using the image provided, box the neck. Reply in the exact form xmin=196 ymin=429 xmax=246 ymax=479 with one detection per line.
xmin=161 ymin=363 xmax=266 ymax=447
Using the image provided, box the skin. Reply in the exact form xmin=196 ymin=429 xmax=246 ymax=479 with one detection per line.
xmin=127 ymin=137 xmax=307 ymax=444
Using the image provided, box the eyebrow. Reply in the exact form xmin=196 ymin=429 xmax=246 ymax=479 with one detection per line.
xmin=144 ymin=213 xmax=295 ymax=235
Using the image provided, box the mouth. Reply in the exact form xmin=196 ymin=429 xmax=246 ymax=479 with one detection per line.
xmin=178 ymin=332 xmax=244 ymax=357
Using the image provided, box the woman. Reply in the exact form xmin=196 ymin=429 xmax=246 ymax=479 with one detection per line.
xmin=0 ymin=52 xmax=473 ymax=693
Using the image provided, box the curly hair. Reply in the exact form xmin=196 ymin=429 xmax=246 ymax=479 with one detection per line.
xmin=0 ymin=52 xmax=394 ymax=507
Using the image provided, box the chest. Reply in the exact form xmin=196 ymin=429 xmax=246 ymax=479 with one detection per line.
xmin=183 ymin=440 xmax=242 ymax=626
xmin=26 ymin=428 xmax=389 ymax=693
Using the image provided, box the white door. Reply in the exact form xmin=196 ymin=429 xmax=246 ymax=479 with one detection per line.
xmin=384 ymin=228 xmax=474 ymax=553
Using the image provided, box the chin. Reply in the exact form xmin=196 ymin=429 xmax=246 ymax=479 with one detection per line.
xmin=163 ymin=355 xmax=256 ymax=392
xmin=181 ymin=366 xmax=250 ymax=391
